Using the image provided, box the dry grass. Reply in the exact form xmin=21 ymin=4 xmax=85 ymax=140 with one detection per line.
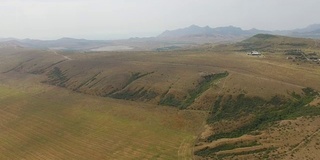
xmin=2 ymin=47 xmax=319 ymax=107
xmin=0 ymin=73 xmax=205 ymax=159
xmin=1 ymin=34 xmax=320 ymax=160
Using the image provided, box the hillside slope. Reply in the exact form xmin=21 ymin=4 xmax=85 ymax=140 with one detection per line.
xmin=235 ymin=34 xmax=320 ymax=52
xmin=0 ymin=34 xmax=320 ymax=159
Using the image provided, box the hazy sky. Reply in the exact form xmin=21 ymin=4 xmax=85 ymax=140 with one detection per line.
xmin=1 ymin=0 xmax=320 ymax=40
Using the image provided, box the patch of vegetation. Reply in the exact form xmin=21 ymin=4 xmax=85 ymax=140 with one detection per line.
xmin=179 ymin=71 xmax=229 ymax=109
xmin=290 ymin=91 xmax=301 ymax=99
xmin=206 ymin=88 xmax=320 ymax=142
xmin=280 ymin=43 xmax=307 ymax=47
xmin=236 ymin=39 xmax=274 ymax=52
xmin=302 ymin=87 xmax=318 ymax=96
xmin=115 ymin=72 xmax=154 ymax=92
xmin=268 ymin=95 xmax=286 ymax=106
xmin=159 ymin=72 xmax=229 ymax=109
xmin=237 ymin=43 xmax=272 ymax=52
xmin=195 ymin=141 xmax=260 ymax=157
xmin=30 ymin=60 xmax=67 ymax=74
xmin=47 ymin=67 xmax=67 ymax=86
xmin=155 ymin=46 xmax=181 ymax=51
xmin=140 ymin=90 xmax=158 ymax=101
xmin=108 ymin=72 xmax=155 ymax=99
xmin=285 ymin=49 xmax=303 ymax=55
xmin=207 ymin=94 xmax=265 ymax=123
xmin=159 ymin=94 xmax=182 ymax=107
xmin=125 ymin=72 xmax=154 ymax=88
xmin=253 ymin=34 xmax=277 ymax=39
xmin=73 ymin=72 xmax=101 ymax=91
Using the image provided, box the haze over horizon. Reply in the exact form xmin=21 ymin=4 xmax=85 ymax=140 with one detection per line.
xmin=1 ymin=0 xmax=320 ymax=40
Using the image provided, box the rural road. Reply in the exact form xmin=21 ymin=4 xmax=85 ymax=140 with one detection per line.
xmin=51 ymin=50 xmax=72 ymax=60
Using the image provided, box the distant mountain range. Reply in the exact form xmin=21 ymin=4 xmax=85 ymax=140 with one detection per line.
xmin=158 ymin=25 xmax=270 ymax=38
xmin=158 ymin=24 xmax=320 ymax=39
xmin=1 ymin=24 xmax=320 ymax=50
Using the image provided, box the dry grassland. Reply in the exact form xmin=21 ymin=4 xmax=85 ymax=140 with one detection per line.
xmin=1 ymin=34 xmax=320 ymax=159
xmin=0 ymin=73 xmax=205 ymax=159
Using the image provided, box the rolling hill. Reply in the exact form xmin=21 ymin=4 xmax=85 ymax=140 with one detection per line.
xmin=0 ymin=34 xmax=319 ymax=159
xmin=233 ymin=34 xmax=320 ymax=52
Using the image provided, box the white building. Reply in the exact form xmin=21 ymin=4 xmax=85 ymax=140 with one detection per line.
xmin=250 ymin=51 xmax=261 ymax=55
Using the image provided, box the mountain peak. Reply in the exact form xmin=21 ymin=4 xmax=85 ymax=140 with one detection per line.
xmin=57 ymin=37 xmax=86 ymax=41
xmin=188 ymin=24 xmax=201 ymax=28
